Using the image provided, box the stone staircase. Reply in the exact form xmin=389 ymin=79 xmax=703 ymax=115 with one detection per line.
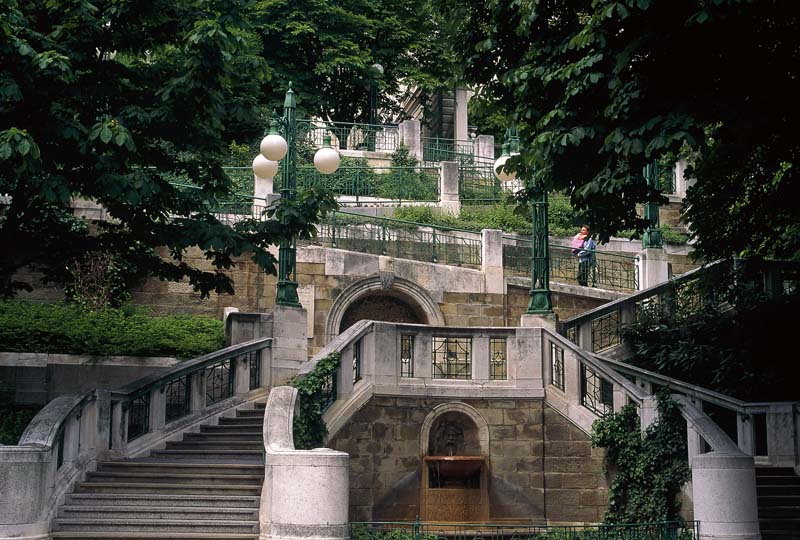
xmin=757 ymin=467 xmax=800 ymax=540
xmin=51 ymin=402 xmax=266 ymax=539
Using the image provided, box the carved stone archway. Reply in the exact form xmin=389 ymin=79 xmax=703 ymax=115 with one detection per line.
xmin=419 ymin=402 xmax=490 ymax=457
xmin=324 ymin=276 xmax=445 ymax=343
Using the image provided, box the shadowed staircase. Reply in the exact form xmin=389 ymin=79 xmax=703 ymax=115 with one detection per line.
xmin=757 ymin=467 xmax=800 ymax=540
xmin=50 ymin=402 xmax=266 ymax=539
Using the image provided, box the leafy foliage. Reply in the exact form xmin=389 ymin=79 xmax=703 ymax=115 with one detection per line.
xmin=0 ymin=301 xmax=224 ymax=358
xmin=0 ymin=0 xmax=336 ymax=298
xmin=289 ymin=352 xmax=341 ymax=449
xmin=438 ymin=0 xmax=798 ymax=259
xmin=591 ymin=392 xmax=690 ymax=524
xmin=0 ymin=405 xmax=41 ymax=445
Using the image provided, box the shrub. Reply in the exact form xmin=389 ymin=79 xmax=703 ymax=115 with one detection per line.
xmin=0 ymin=405 xmax=41 ymax=445
xmin=0 ymin=301 xmax=224 ymax=358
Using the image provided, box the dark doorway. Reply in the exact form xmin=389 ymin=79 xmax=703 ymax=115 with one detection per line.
xmin=339 ymin=293 xmax=425 ymax=333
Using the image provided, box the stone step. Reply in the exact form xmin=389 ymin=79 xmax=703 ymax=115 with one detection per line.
xmin=53 ymin=518 xmax=257 ymax=534
xmin=218 ymin=417 xmax=263 ymax=426
xmin=165 ymin=440 xmax=262 ymax=450
xmin=51 ymin=533 xmax=256 ymax=540
xmin=759 ymin=506 xmax=800 ymax=518
xmin=761 ymin=532 xmax=800 ymax=540
xmin=72 ymin=482 xmax=260 ymax=496
xmin=64 ymin=494 xmax=259 ymax=508
xmin=58 ymin=505 xmax=257 ymax=521
xmin=759 ymin=518 xmax=800 ymax=531
xmin=97 ymin=462 xmax=263 ymax=476
xmin=254 ymin=402 xmax=266 ymax=410
xmin=183 ymin=432 xmax=263 ymax=441
xmin=201 ymin=424 xmax=262 ymax=434
xmin=756 ymin=475 xmax=800 ymax=486
xmin=757 ymin=467 xmax=797 ymax=476
xmin=235 ymin=410 xmax=265 ymax=418
xmin=84 ymin=471 xmax=263 ymax=486
xmin=759 ymin=495 xmax=800 ymax=507
xmin=758 ymin=485 xmax=800 ymax=497
xmin=149 ymin=449 xmax=262 ymax=460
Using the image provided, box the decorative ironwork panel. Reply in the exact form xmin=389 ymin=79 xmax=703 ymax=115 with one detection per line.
xmin=565 ymin=325 xmax=578 ymax=346
xmin=165 ymin=374 xmax=191 ymax=424
xmin=352 ymin=339 xmax=362 ymax=384
xmin=320 ymin=370 xmax=337 ymax=412
xmin=459 ymin=165 xmax=502 ymax=204
xmin=581 ymin=364 xmax=614 ymax=416
xmin=248 ymin=350 xmax=261 ymax=390
xmin=298 ymin=120 xmax=399 ymax=153
xmin=591 ymin=310 xmax=622 ymax=352
xmin=127 ymin=393 xmax=150 ymax=441
xmin=550 ymin=343 xmax=565 ymax=390
xmin=489 ymin=338 xmax=507 ymax=380
xmin=675 ymin=278 xmax=703 ymax=317
xmin=205 ymin=359 xmax=233 ymax=406
xmin=421 ymin=137 xmax=474 ymax=165
xmin=281 ymin=166 xmax=439 ymax=203
xmin=400 ymin=335 xmax=414 ymax=378
xmin=432 ymin=337 xmax=472 ymax=380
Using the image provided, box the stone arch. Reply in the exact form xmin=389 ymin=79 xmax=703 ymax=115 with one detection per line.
xmin=324 ymin=276 xmax=445 ymax=342
xmin=419 ymin=402 xmax=490 ymax=457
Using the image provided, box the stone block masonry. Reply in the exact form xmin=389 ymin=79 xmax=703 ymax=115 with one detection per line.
xmin=327 ymin=396 xmax=608 ymax=523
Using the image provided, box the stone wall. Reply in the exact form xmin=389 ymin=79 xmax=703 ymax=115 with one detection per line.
xmin=327 ymin=396 xmax=608 ymax=524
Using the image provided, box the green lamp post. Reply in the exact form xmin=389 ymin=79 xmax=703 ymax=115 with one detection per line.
xmin=253 ymin=83 xmax=341 ymax=307
xmin=642 ymin=161 xmax=663 ymax=249
xmin=494 ymin=133 xmax=552 ymax=315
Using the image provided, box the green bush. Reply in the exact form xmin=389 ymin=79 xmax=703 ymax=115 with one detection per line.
xmin=0 ymin=301 xmax=224 ymax=358
xmin=0 ymin=405 xmax=41 ymax=445
xmin=289 ymin=352 xmax=341 ymax=449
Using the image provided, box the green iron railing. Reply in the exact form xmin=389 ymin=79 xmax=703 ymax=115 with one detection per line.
xmin=422 ymin=137 xmax=475 ymax=165
xmin=350 ymin=520 xmax=699 ymax=540
xmin=297 ymin=119 xmax=399 ymax=152
xmin=300 ymin=211 xmax=482 ymax=267
xmin=503 ymin=237 xmax=640 ymax=292
xmin=276 ymin=166 xmax=439 ymax=204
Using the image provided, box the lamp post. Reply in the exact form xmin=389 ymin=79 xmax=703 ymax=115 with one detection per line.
xmin=642 ymin=161 xmax=663 ymax=249
xmin=494 ymin=134 xmax=552 ymax=315
xmin=253 ymin=83 xmax=341 ymax=307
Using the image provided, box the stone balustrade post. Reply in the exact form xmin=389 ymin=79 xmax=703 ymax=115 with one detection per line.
xmin=399 ymin=119 xmax=422 ymax=161
xmin=737 ymin=412 xmax=755 ymax=456
xmin=110 ymin=400 xmax=126 ymax=453
xmin=638 ymin=248 xmax=670 ymax=289
xmin=481 ymin=229 xmax=504 ymax=295
xmin=439 ymin=161 xmax=460 ymax=215
xmin=233 ymin=355 xmax=250 ymax=395
xmin=476 ymin=135 xmax=495 ymax=163
xmin=271 ymin=305 xmax=309 ymax=385
xmin=189 ymin=371 xmax=206 ymax=412
xmin=473 ymin=335 xmax=490 ymax=381
xmin=454 ymin=87 xmax=471 ymax=142
xmin=61 ymin=414 xmax=80 ymax=465
xmin=577 ymin=322 xmax=592 ymax=352
xmin=639 ymin=395 xmax=658 ymax=430
xmin=149 ymin=387 xmax=166 ymax=433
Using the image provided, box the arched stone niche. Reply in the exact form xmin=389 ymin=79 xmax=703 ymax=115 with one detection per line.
xmin=324 ymin=276 xmax=445 ymax=342
xmin=419 ymin=402 xmax=490 ymax=457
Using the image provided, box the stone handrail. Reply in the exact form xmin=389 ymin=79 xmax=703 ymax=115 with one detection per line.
xmin=18 ymin=391 xmax=95 ymax=447
xmin=260 ymin=386 xmax=349 ymax=540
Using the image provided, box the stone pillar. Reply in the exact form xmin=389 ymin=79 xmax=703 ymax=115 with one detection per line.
xmin=520 ymin=313 xmax=558 ymax=332
xmin=640 ymin=395 xmax=658 ymax=430
xmin=473 ymin=336 xmax=490 ymax=381
xmin=639 ymin=248 xmax=670 ymax=289
xmin=692 ymin=452 xmax=761 ymax=540
xmin=736 ymin=413 xmax=755 ymax=456
xmin=233 ymin=355 xmax=251 ymax=395
xmin=399 ymin=119 xmax=422 ymax=162
xmin=271 ymin=305 xmax=309 ymax=385
xmin=675 ymin=159 xmax=688 ymax=198
xmin=481 ymin=229 xmax=504 ymax=295
xmin=476 ymin=135 xmax=495 ymax=163
xmin=189 ymin=371 xmax=206 ymax=412
xmin=149 ymin=387 xmax=166 ymax=433
xmin=454 ymin=87 xmax=472 ymax=142
xmin=439 ymin=161 xmax=460 ymax=215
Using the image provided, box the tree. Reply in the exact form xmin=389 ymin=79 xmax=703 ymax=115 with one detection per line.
xmin=0 ymin=0 xmax=335 ymax=298
xmin=437 ymin=0 xmax=799 ymax=258
xmin=254 ymin=0 xmax=453 ymax=123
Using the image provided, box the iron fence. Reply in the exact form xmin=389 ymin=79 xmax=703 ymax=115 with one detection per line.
xmin=351 ymin=520 xmax=699 ymax=540
xmin=302 ymin=211 xmax=482 ymax=267
xmin=503 ymin=237 xmax=640 ymax=292
xmin=298 ymin=119 xmax=399 ymax=152
xmin=422 ymin=137 xmax=475 ymax=165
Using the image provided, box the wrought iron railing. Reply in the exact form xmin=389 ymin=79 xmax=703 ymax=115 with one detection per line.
xmin=298 ymin=119 xmax=399 ymax=153
xmin=422 ymin=137 xmax=475 ymax=165
xmin=503 ymin=237 xmax=640 ymax=292
xmin=350 ymin=520 xmax=699 ymax=540
xmin=301 ymin=211 xmax=482 ymax=267
xmin=278 ymin=166 xmax=439 ymax=204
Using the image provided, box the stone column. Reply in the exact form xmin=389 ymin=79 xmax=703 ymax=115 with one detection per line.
xmin=476 ymin=135 xmax=495 ymax=163
xmin=473 ymin=336 xmax=490 ymax=381
xmin=399 ymin=119 xmax=422 ymax=162
xmin=639 ymin=395 xmax=658 ymax=430
xmin=270 ymin=305 xmax=309 ymax=385
xmin=481 ymin=229 xmax=504 ymax=295
xmin=439 ymin=161 xmax=460 ymax=215
xmin=454 ymin=87 xmax=472 ymax=142
xmin=692 ymin=452 xmax=761 ymax=540
xmin=638 ymin=248 xmax=670 ymax=289
xmin=149 ymin=387 xmax=166 ymax=433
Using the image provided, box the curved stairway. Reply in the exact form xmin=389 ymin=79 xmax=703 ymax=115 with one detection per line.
xmin=757 ymin=467 xmax=800 ymax=540
xmin=50 ymin=402 xmax=265 ymax=539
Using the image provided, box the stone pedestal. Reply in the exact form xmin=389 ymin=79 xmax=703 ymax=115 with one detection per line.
xmin=520 ymin=312 xmax=558 ymax=331
xmin=271 ymin=305 xmax=309 ymax=385
xmin=481 ymin=229 xmax=504 ymax=294
xmin=399 ymin=119 xmax=422 ymax=162
xmin=439 ymin=161 xmax=460 ymax=215
xmin=639 ymin=248 xmax=670 ymax=290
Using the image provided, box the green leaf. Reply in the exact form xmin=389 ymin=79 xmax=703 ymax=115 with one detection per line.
xmin=99 ymin=126 xmax=112 ymax=144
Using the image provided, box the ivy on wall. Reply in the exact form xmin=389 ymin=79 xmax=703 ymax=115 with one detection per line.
xmin=590 ymin=392 xmax=690 ymax=524
xmin=289 ymin=352 xmax=341 ymax=450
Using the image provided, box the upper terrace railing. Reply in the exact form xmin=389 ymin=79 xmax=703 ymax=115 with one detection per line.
xmin=298 ymin=119 xmax=400 ymax=153
xmin=0 ymin=336 xmax=273 ymax=535
xmin=298 ymin=211 xmax=483 ymax=268
xmin=422 ymin=137 xmax=475 ymax=165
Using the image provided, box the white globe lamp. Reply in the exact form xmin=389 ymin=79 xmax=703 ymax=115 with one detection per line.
xmin=252 ymin=154 xmax=279 ymax=179
xmin=313 ymin=134 xmax=341 ymax=174
xmin=260 ymin=119 xmax=288 ymax=162
xmin=494 ymin=143 xmax=516 ymax=181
